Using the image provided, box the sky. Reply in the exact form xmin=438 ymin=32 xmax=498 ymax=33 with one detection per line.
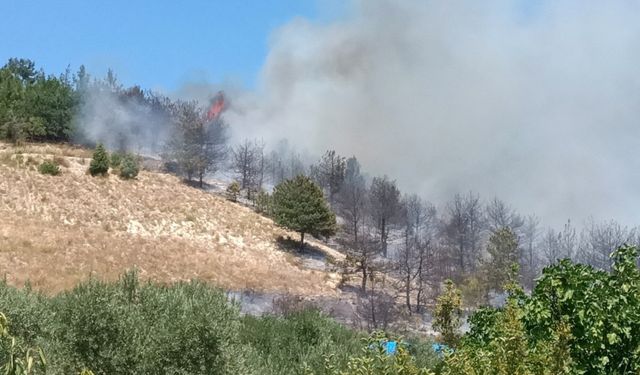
xmin=0 ymin=0 xmax=341 ymax=91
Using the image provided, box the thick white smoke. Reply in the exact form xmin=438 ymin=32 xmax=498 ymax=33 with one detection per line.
xmin=227 ymin=0 xmax=640 ymax=226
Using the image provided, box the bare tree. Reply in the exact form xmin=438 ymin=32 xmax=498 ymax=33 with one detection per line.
xmin=485 ymin=197 xmax=524 ymax=234
xmin=397 ymin=194 xmax=436 ymax=314
xmin=559 ymin=219 xmax=578 ymax=261
xmin=520 ymin=214 xmax=541 ymax=290
xmin=355 ymin=266 xmax=397 ymax=331
xmin=441 ymin=192 xmax=485 ymax=278
xmin=541 ymin=220 xmax=577 ymax=265
xmin=337 ymin=157 xmax=367 ymax=244
xmin=541 ymin=228 xmax=561 ymax=265
xmin=579 ymin=219 xmax=635 ymax=271
xmin=265 ymin=139 xmax=306 ymax=185
xmin=342 ymin=226 xmax=381 ymax=293
xmin=369 ymin=176 xmax=402 ymax=258
xmin=231 ymin=139 xmax=264 ymax=199
xmin=311 ymin=150 xmax=346 ymax=207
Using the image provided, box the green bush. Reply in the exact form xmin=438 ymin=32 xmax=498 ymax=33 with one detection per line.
xmin=38 ymin=160 xmax=60 ymax=176
xmin=110 ymin=152 xmax=123 ymax=168
xmin=1 ymin=312 xmax=47 ymax=375
xmin=88 ymin=144 xmax=109 ymax=176
xmin=118 ymin=154 xmax=139 ymax=179
xmin=0 ymin=272 xmax=253 ymax=375
xmin=226 ymin=181 xmax=240 ymax=202
xmin=315 ymin=332 xmax=435 ymax=375
xmin=444 ymin=245 xmax=640 ymax=374
xmin=240 ymin=309 xmax=364 ymax=375
xmin=254 ymin=190 xmax=272 ymax=215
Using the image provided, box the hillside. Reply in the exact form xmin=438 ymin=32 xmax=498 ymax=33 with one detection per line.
xmin=0 ymin=142 xmax=343 ymax=296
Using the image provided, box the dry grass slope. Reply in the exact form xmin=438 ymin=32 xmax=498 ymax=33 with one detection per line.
xmin=0 ymin=142 xmax=343 ymax=295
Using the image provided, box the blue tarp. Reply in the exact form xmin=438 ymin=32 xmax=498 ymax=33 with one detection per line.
xmin=385 ymin=340 xmax=397 ymax=355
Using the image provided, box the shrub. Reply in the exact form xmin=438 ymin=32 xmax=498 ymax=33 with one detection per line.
xmin=0 ymin=273 xmax=253 ymax=375
xmin=110 ymin=152 xmax=123 ymax=168
xmin=0 ymin=312 xmax=47 ymax=375
xmin=53 ymin=156 xmax=69 ymax=168
xmin=38 ymin=160 xmax=60 ymax=176
xmin=88 ymin=144 xmax=109 ymax=176
xmin=226 ymin=181 xmax=240 ymax=202
xmin=118 ymin=154 xmax=139 ymax=179
xmin=240 ymin=309 xmax=363 ymax=375
xmin=315 ymin=332 xmax=435 ymax=375
xmin=254 ymin=190 xmax=272 ymax=215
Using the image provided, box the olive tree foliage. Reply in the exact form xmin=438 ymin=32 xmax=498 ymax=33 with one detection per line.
xmin=231 ymin=139 xmax=265 ymax=199
xmin=164 ymin=101 xmax=228 ymax=187
xmin=310 ymin=150 xmax=346 ymax=207
xmin=369 ymin=176 xmax=402 ymax=258
xmin=0 ymin=312 xmax=47 ymax=375
xmin=271 ymin=175 xmax=336 ymax=249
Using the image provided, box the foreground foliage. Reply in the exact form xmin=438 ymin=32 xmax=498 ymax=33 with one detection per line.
xmin=446 ymin=245 xmax=640 ymax=374
xmin=0 ymin=272 xmax=436 ymax=374
xmin=2 ymin=246 xmax=639 ymax=374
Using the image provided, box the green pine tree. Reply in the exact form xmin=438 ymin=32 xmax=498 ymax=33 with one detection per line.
xmin=89 ymin=143 xmax=109 ymax=176
xmin=433 ymin=279 xmax=463 ymax=347
xmin=484 ymin=227 xmax=519 ymax=293
xmin=119 ymin=153 xmax=139 ymax=179
xmin=271 ymin=175 xmax=336 ymax=250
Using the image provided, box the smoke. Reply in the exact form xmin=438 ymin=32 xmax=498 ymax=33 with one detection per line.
xmin=226 ymin=0 xmax=640 ymax=226
xmin=75 ymin=86 xmax=173 ymax=155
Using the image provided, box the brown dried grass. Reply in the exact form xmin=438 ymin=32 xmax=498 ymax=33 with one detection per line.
xmin=0 ymin=142 xmax=341 ymax=296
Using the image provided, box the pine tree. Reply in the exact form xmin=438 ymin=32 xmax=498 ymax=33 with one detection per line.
xmin=433 ymin=279 xmax=463 ymax=347
xmin=119 ymin=153 xmax=139 ymax=179
xmin=271 ymin=175 xmax=337 ymax=249
xmin=89 ymin=143 xmax=109 ymax=176
xmin=484 ymin=227 xmax=519 ymax=292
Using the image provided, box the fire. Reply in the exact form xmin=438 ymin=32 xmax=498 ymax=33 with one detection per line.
xmin=206 ymin=91 xmax=225 ymax=121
